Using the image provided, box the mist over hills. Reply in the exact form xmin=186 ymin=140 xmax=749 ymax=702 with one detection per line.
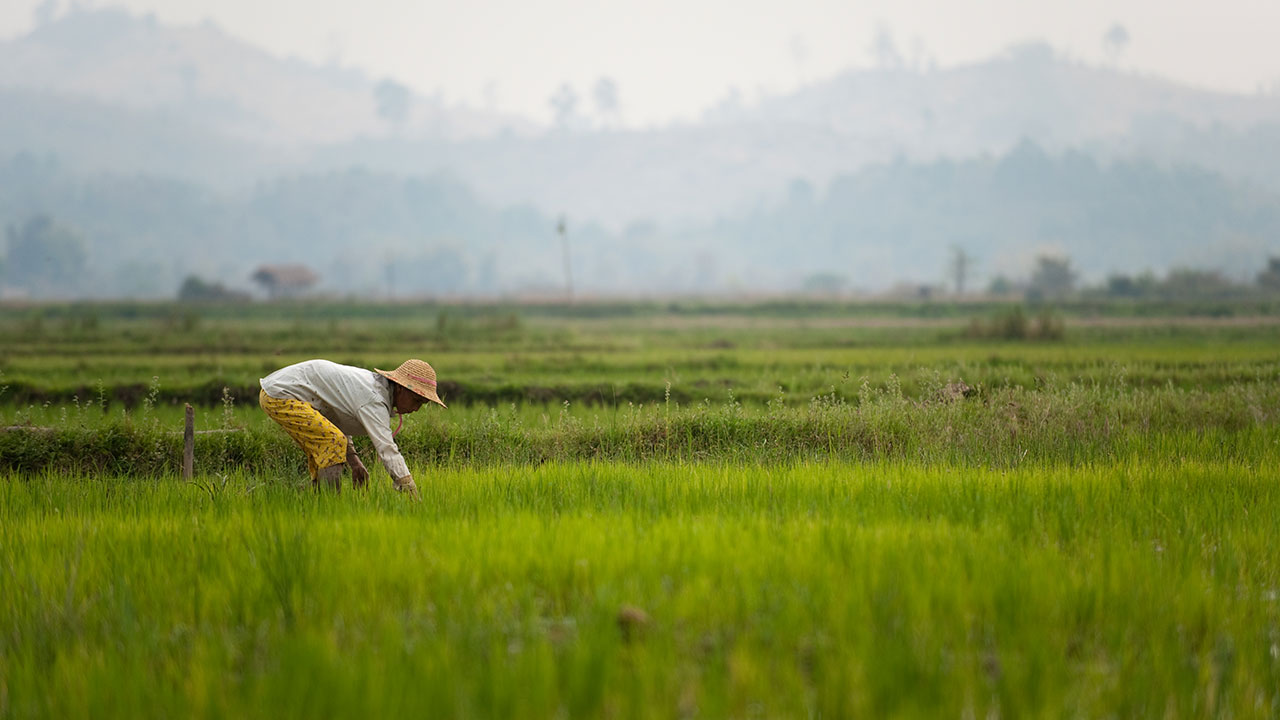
xmin=0 ymin=7 xmax=532 ymax=146
xmin=0 ymin=87 xmax=287 ymax=189
xmin=6 ymin=142 xmax=1277 ymax=298
xmin=2 ymin=6 xmax=1280 ymax=299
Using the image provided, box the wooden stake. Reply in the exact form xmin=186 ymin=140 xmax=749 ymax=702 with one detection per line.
xmin=183 ymin=404 xmax=194 ymax=480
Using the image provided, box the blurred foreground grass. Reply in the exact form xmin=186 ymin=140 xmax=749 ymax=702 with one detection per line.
xmin=3 ymin=459 xmax=1278 ymax=718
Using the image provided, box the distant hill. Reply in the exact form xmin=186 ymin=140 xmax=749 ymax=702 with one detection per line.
xmin=4 ymin=7 xmax=1280 ymax=299
xmin=0 ymin=87 xmax=287 ymax=189
xmin=0 ymin=7 xmax=532 ymax=147
xmin=3 ymin=142 xmax=1277 ymax=299
xmin=724 ymin=43 xmax=1280 ymax=152
xmin=312 ymin=45 xmax=1280 ymax=226
xmin=696 ymin=142 xmax=1280 ymax=290
xmin=5 ymin=9 xmax=1280 ymax=224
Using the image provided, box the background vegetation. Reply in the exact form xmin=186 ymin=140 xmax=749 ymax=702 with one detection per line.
xmin=6 ymin=144 xmax=1280 ymax=299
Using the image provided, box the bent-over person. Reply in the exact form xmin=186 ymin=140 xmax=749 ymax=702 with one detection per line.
xmin=258 ymin=358 xmax=446 ymax=497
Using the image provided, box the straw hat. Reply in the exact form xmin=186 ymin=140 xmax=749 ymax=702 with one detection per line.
xmin=376 ymin=359 xmax=447 ymax=408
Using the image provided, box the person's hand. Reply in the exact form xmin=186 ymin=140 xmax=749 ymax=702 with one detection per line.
xmin=394 ymin=475 xmax=421 ymax=501
xmin=350 ymin=457 xmax=369 ymax=488
xmin=346 ymin=439 xmax=369 ymax=488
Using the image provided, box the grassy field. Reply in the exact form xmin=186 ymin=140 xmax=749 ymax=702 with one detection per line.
xmin=4 ymin=458 xmax=1279 ymax=718
xmin=2 ymin=299 xmax=1278 ymax=408
xmin=2 ymin=299 xmax=1280 ymax=717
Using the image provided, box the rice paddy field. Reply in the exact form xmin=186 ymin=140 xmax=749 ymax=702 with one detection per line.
xmin=2 ymin=300 xmax=1279 ymax=718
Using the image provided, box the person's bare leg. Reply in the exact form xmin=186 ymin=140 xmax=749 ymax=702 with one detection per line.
xmin=316 ymin=464 xmax=343 ymax=492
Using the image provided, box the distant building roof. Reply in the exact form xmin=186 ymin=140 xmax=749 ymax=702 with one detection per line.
xmin=251 ymin=264 xmax=318 ymax=289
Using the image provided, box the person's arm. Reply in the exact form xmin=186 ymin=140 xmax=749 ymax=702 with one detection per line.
xmin=356 ymin=403 xmax=419 ymax=499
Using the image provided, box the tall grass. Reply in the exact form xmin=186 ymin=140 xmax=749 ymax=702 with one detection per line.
xmin=3 ymin=338 xmax=1279 ymax=408
xmin=3 ymin=376 xmax=1279 ymax=476
xmin=2 ymin=458 xmax=1278 ymax=718
xmin=3 ymin=298 xmax=1278 ymax=410
xmin=0 ymin=376 xmax=1274 ymax=476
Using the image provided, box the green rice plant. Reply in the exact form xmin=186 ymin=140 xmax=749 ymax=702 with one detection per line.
xmin=2 ymin=456 xmax=1278 ymax=718
xmin=3 ymin=336 xmax=1278 ymax=410
xmin=3 ymin=298 xmax=1278 ymax=410
xmin=5 ymin=376 xmax=1280 ymax=476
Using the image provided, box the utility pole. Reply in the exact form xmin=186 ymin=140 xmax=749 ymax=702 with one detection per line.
xmin=950 ymin=245 xmax=972 ymax=297
xmin=385 ymin=257 xmax=396 ymax=301
xmin=558 ymin=215 xmax=573 ymax=303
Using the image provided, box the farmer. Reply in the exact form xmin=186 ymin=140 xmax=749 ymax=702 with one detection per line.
xmin=258 ymin=358 xmax=446 ymax=497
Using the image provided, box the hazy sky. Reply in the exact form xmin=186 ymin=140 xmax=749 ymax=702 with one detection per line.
xmin=4 ymin=0 xmax=1280 ymax=126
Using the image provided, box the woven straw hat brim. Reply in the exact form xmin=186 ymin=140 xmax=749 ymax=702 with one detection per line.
xmin=376 ymin=360 xmax=447 ymax=408
xmin=377 ymin=369 xmax=447 ymax=408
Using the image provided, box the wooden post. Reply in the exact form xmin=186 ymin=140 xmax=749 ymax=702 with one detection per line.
xmin=183 ymin=404 xmax=194 ymax=480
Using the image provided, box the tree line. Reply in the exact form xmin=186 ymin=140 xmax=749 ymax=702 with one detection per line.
xmin=3 ymin=141 xmax=1280 ymax=299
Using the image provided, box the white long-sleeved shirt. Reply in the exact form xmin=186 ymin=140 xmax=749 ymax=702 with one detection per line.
xmin=260 ymin=359 xmax=410 ymax=480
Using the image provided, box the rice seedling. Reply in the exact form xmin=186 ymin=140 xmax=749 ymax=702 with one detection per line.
xmin=2 ymin=456 xmax=1277 ymax=718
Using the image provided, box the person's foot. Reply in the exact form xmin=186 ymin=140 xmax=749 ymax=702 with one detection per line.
xmin=316 ymin=465 xmax=343 ymax=492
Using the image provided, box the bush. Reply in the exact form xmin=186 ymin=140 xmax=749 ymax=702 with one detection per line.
xmin=177 ymin=275 xmax=250 ymax=302
xmin=964 ymin=306 xmax=1063 ymax=341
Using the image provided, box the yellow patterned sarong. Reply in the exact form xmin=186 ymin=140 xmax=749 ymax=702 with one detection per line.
xmin=259 ymin=389 xmax=346 ymax=478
